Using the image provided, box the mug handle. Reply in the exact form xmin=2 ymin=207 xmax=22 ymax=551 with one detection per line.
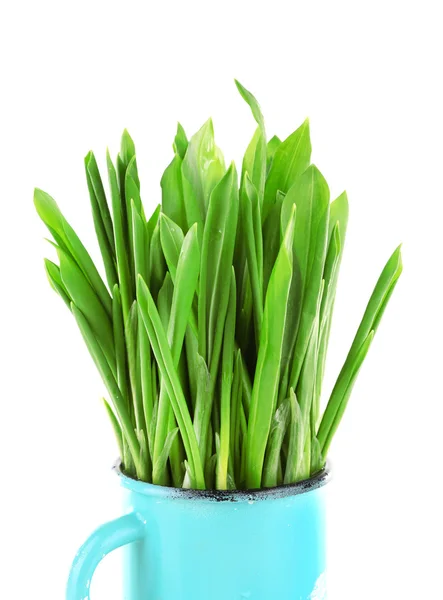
xmin=66 ymin=512 xmax=146 ymax=600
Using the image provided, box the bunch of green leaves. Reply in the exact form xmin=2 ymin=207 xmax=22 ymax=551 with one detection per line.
xmin=35 ymin=81 xmax=402 ymax=490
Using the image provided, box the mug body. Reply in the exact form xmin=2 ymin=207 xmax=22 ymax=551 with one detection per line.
xmin=119 ymin=468 xmax=329 ymax=600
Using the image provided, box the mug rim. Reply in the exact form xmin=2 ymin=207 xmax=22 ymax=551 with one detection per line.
xmin=114 ymin=460 xmax=330 ymax=502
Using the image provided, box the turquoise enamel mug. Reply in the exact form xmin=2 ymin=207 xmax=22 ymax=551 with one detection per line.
xmin=67 ymin=464 xmax=329 ymax=599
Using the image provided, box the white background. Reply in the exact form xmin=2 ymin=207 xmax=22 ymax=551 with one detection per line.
xmin=1 ymin=1 xmax=442 ymax=598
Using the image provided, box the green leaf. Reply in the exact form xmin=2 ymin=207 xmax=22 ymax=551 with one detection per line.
xmin=125 ymin=156 xmax=143 ymax=214
xmin=125 ymin=157 xmax=143 ymax=282
xmin=318 ymin=246 xmax=403 ymax=455
xmin=149 ymin=220 xmax=166 ymax=300
xmin=233 ymin=240 xmax=252 ymax=356
xmin=71 ymin=303 xmax=142 ymax=476
xmin=315 ymin=218 xmax=344 ymax=413
xmin=284 ymin=389 xmax=304 ymax=484
xmin=34 ymin=188 xmax=112 ymax=317
xmin=345 ymin=245 xmax=403 ymax=363
xmin=168 ymin=224 xmax=201 ymax=363
xmin=125 ymin=301 xmax=144 ymax=433
xmin=153 ymin=427 xmax=179 ymax=483
xmin=132 ymin=201 xmax=149 ymax=284
xmin=230 ymin=350 xmax=243 ymax=484
xmin=138 ymin=269 xmax=205 ymax=488
xmin=320 ymin=224 xmax=341 ymax=326
xmin=112 ymin=285 xmax=129 ymax=402
xmin=161 ymin=154 xmax=187 ymax=233
xmin=266 ymin=135 xmax=282 ymax=173
xmin=318 ymin=191 xmax=349 ymax=330
xmin=137 ymin=429 xmax=151 ymax=483
xmin=240 ymin=354 xmax=252 ymax=418
xmin=84 ymin=152 xmax=115 ymax=253
xmin=241 ymin=175 xmax=264 ymax=342
xmin=263 ymin=397 xmax=290 ymax=488
xmin=185 ymin=327 xmax=199 ymax=410
xmin=149 ymin=377 xmax=159 ymax=458
xmin=120 ymin=129 xmax=138 ymax=181
xmin=242 ymin=128 xmax=267 ymax=204
xmin=235 ymin=79 xmax=265 ymax=132
xmin=192 ymin=353 xmax=211 ymax=466
xmin=138 ymin=308 xmax=153 ymax=455
xmin=263 ymin=119 xmax=311 ymax=222
xmin=262 ymin=190 xmax=285 ymax=295
xmin=157 ymin=273 xmax=173 ymax=331
xmin=168 ymin=408 xmax=185 ymax=487
xmin=319 ymin=331 xmax=374 ymax=457
xmin=236 ymin=80 xmax=266 ymax=202
xmin=106 ymin=151 xmax=133 ymax=320
xmin=245 ymin=206 xmax=296 ymax=489
xmin=181 ymin=119 xmax=226 ymax=231
xmin=198 ymin=162 xmax=239 ymax=371
xmin=58 ymin=247 xmax=116 ymax=375
xmin=159 ymin=213 xmax=184 ymax=282
xmin=310 ymin=435 xmax=324 ymax=476
xmin=146 ymin=204 xmax=161 ymax=243
xmin=173 ymin=123 xmax=188 ymax=159
xmin=85 ymin=152 xmax=118 ymax=290
xmin=103 ymin=398 xmax=124 ymax=459
xmin=153 ymin=225 xmax=200 ymax=484
xmin=44 ymin=259 xmax=71 ymax=308
xmin=205 ymin=452 xmax=218 ymax=490
xmin=287 ymin=166 xmax=330 ymax=391
xmin=329 ymin=191 xmax=349 ymax=246
xmin=216 ymin=269 xmax=236 ymax=490
xmin=298 ymin=303 xmax=321 ymax=433
xmin=315 ymin=192 xmax=349 ymax=399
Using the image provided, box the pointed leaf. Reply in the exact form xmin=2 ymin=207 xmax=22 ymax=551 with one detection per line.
xmin=216 ymin=269 xmax=236 ymax=490
xmin=58 ymin=247 xmax=115 ymax=374
xmin=181 ymin=119 xmax=225 ymax=230
xmin=173 ymin=123 xmax=188 ymax=159
xmin=34 ymin=188 xmax=112 ymax=316
xmin=266 ymin=135 xmax=282 ymax=173
xmin=161 ymin=154 xmax=187 ymax=232
xmin=263 ymin=119 xmax=311 ymax=222
xmin=284 ymin=389 xmax=305 ymax=484
xmin=245 ymin=206 xmax=296 ymax=488
xmin=263 ymin=397 xmax=290 ymax=488
xmin=71 ymin=303 xmax=141 ymax=476
xmin=159 ymin=213 xmax=184 ymax=282
xmin=44 ymin=259 xmax=71 ymax=308
xmin=107 ymin=151 xmax=132 ymax=320
xmin=235 ymin=79 xmax=265 ymax=132
xmin=198 ymin=162 xmax=239 ymax=371
xmin=103 ymin=398 xmax=124 ymax=459
xmin=137 ymin=274 xmax=205 ymax=489
xmin=287 ymin=166 xmax=330 ymax=391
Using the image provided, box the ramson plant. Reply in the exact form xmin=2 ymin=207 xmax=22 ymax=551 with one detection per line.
xmin=35 ymin=81 xmax=402 ymax=490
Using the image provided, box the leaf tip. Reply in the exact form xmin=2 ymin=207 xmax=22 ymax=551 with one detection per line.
xmin=234 ymin=78 xmax=244 ymax=92
xmin=33 ymin=186 xmax=46 ymax=204
xmin=394 ymin=244 xmax=403 ymax=273
xmin=121 ymin=128 xmax=136 ymax=153
xmin=84 ymin=150 xmax=94 ymax=165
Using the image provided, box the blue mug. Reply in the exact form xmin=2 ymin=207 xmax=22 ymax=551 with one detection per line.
xmin=67 ymin=464 xmax=329 ymax=599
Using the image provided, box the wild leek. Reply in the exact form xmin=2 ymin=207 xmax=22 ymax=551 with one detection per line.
xmin=35 ymin=81 xmax=402 ymax=490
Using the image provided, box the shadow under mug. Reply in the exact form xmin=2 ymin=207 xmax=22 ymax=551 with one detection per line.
xmin=67 ymin=463 xmax=329 ymax=599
